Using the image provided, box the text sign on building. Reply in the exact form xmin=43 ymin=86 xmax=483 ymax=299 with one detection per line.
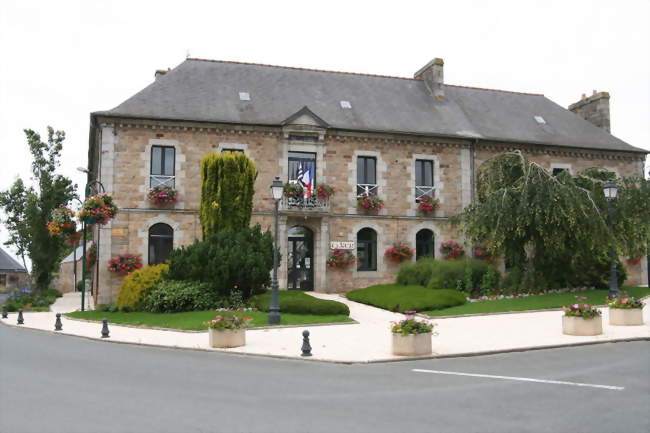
xmin=330 ymin=241 xmax=355 ymax=250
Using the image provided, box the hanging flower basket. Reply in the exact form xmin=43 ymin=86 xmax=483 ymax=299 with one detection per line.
xmin=86 ymin=242 xmax=97 ymax=267
xmin=47 ymin=207 xmax=77 ymax=236
xmin=440 ymin=240 xmax=465 ymax=260
xmin=385 ymin=244 xmax=414 ymax=263
xmin=327 ymin=249 xmax=356 ymax=269
xmin=474 ymin=246 xmax=492 ymax=262
xmin=79 ymin=193 xmax=118 ymax=225
xmin=357 ymin=195 xmax=384 ymax=212
xmin=65 ymin=231 xmax=82 ymax=247
xmin=283 ymin=183 xmax=304 ymax=199
xmin=147 ymin=186 xmax=178 ymax=204
xmin=417 ymin=195 xmax=439 ymax=214
xmin=315 ymin=184 xmax=335 ymax=200
xmin=107 ymin=254 xmax=142 ymax=274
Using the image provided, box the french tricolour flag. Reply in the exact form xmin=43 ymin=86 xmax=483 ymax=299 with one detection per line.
xmin=297 ymin=163 xmax=313 ymax=198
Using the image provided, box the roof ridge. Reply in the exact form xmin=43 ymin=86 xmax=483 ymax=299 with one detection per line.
xmin=186 ymin=57 xmax=419 ymax=81
xmin=445 ymin=83 xmax=543 ymax=97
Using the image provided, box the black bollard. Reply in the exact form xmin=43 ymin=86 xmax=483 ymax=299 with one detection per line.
xmin=17 ymin=309 xmax=24 ymax=325
xmin=301 ymin=330 xmax=312 ymax=357
xmin=54 ymin=313 xmax=63 ymax=331
xmin=101 ymin=318 xmax=110 ymax=338
xmin=2 ymin=308 xmax=7 ymax=319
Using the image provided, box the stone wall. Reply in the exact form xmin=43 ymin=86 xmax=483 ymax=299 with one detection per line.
xmin=92 ymin=118 xmax=647 ymax=303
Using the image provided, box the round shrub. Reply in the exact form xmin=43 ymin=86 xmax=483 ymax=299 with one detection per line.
xmin=426 ymin=258 xmax=491 ymax=296
xmin=346 ymin=284 xmax=465 ymax=312
xmin=250 ymin=291 xmax=350 ymax=316
xmin=116 ymin=264 xmax=168 ymax=311
xmin=396 ymin=258 xmax=437 ymax=286
xmin=142 ymin=280 xmax=221 ymax=313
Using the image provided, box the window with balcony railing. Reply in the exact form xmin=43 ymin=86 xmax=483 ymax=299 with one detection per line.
xmin=150 ymin=146 xmax=175 ymax=188
xmin=357 ymin=156 xmax=377 ymax=197
xmin=415 ymin=159 xmax=434 ymax=201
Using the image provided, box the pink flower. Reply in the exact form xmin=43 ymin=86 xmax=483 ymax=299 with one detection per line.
xmin=572 ymin=304 xmax=579 ymax=309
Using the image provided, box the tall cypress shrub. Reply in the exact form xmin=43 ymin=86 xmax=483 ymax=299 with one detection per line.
xmin=200 ymin=152 xmax=257 ymax=237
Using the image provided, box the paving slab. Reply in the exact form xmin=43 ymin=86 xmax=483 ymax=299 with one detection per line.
xmin=1 ymin=292 xmax=648 ymax=363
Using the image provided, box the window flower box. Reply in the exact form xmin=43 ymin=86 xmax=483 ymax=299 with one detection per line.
xmin=79 ymin=193 xmax=118 ymax=225
xmin=107 ymin=254 xmax=142 ymax=275
xmin=417 ymin=195 xmax=439 ymax=214
xmin=357 ymin=195 xmax=384 ymax=212
xmin=147 ymin=186 xmax=177 ymax=204
xmin=608 ymin=294 xmax=644 ymax=326
xmin=561 ymin=298 xmax=602 ymax=335
xmin=626 ymin=256 xmax=642 ymax=266
xmin=385 ymin=244 xmax=414 ymax=263
xmin=283 ymin=183 xmax=304 ymax=199
xmin=440 ymin=240 xmax=465 ymax=260
xmin=327 ymin=249 xmax=356 ymax=269
xmin=315 ymin=184 xmax=335 ymax=200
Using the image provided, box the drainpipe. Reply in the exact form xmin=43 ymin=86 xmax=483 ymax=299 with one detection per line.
xmin=471 ymin=139 xmax=478 ymax=204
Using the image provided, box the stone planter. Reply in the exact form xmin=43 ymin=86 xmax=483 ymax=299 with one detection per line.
xmin=562 ymin=315 xmax=603 ymax=336
xmin=208 ymin=328 xmax=246 ymax=348
xmin=392 ymin=332 xmax=432 ymax=356
xmin=609 ymin=308 xmax=644 ymax=326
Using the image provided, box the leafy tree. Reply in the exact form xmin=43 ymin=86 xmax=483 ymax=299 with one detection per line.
xmin=454 ymin=151 xmax=649 ymax=287
xmin=0 ymin=127 xmax=77 ymax=290
xmin=199 ymin=152 xmax=257 ymax=237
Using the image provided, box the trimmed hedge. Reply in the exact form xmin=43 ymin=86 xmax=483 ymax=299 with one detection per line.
xmin=116 ymin=264 xmax=168 ymax=311
xmin=346 ymin=284 xmax=466 ymax=312
xmin=250 ymin=290 xmax=350 ymax=316
xmin=142 ymin=280 xmax=220 ymax=313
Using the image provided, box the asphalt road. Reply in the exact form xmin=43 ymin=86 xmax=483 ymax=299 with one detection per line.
xmin=1 ymin=324 xmax=648 ymax=433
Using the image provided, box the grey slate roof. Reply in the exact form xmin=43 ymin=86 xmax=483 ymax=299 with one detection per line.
xmin=96 ymin=59 xmax=646 ymax=153
xmin=0 ymin=247 xmax=26 ymax=273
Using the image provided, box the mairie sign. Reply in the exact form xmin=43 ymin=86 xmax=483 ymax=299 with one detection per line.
xmin=330 ymin=241 xmax=355 ymax=250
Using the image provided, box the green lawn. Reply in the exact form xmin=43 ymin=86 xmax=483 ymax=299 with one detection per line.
xmin=346 ymin=284 xmax=466 ymax=312
xmin=65 ymin=310 xmax=352 ymax=331
xmin=423 ymin=286 xmax=650 ymax=317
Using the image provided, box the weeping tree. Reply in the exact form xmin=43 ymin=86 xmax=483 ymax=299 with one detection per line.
xmin=454 ymin=151 xmax=649 ymax=289
xmin=199 ymin=152 xmax=257 ymax=237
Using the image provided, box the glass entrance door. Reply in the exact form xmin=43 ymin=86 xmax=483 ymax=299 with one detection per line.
xmin=287 ymin=226 xmax=313 ymax=291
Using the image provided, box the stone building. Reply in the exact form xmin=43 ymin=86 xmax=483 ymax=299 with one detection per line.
xmin=0 ymin=247 xmax=29 ymax=291
xmin=87 ymin=57 xmax=648 ymax=304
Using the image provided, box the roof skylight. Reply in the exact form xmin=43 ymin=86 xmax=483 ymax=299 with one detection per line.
xmin=340 ymin=100 xmax=352 ymax=109
xmin=534 ymin=115 xmax=546 ymax=124
xmin=239 ymin=92 xmax=251 ymax=101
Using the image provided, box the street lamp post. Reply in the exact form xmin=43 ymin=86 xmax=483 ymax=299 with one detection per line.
xmin=604 ymin=180 xmax=619 ymax=298
xmin=77 ymin=167 xmax=105 ymax=311
xmin=268 ymin=176 xmax=284 ymax=324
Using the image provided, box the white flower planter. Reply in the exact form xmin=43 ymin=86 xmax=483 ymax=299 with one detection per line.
xmin=208 ymin=328 xmax=246 ymax=348
xmin=609 ymin=308 xmax=644 ymax=326
xmin=562 ymin=315 xmax=603 ymax=336
xmin=392 ymin=332 xmax=432 ymax=356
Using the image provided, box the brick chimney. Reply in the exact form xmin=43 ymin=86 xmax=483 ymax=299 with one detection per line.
xmin=568 ymin=90 xmax=611 ymax=132
xmin=414 ymin=58 xmax=445 ymax=100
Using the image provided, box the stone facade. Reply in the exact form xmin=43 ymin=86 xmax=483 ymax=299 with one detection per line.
xmin=89 ymin=117 xmax=647 ymax=304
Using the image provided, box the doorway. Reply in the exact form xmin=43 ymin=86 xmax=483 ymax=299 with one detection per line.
xmin=287 ymin=226 xmax=313 ymax=290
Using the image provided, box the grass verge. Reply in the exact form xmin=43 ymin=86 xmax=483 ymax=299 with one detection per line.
xmin=346 ymin=284 xmax=466 ymax=312
xmin=65 ymin=310 xmax=352 ymax=331
xmin=424 ymin=286 xmax=650 ymax=317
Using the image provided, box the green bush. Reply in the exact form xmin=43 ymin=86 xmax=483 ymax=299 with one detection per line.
xmin=396 ymin=258 xmax=437 ymax=286
xmin=346 ymin=284 xmax=466 ymax=312
xmin=166 ymin=225 xmax=273 ymax=299
xmin=116 ymin=264 xmax=168 ymax=311
xmin=422 ymin=259 xmax=491 ymax=297
xmin=142 ymin=280 xmax=221 ymax=313
xmin=250 ymin=290 xmax=350 ymax=316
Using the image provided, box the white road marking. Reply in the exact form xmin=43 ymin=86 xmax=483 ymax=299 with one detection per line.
xmin=412 ymin=369 xmax=624 ymax=391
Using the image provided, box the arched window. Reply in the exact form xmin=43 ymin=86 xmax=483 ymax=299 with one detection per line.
xmin=357 ymin=228 xmax=377 ymax=271
xmin=416 ymin=229 xmax=435 ymax=260
xmin=148 ymin=223 xmax=173 ymax=265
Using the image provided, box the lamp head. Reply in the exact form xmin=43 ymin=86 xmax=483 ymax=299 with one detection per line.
xmin=270 ymin=176 xmax=283 ymax=201
xmin=603 ymin=180 xmax=618 ymax=200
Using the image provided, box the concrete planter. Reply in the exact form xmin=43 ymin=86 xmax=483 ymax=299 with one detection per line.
xmin=562 ymin=315 xmax=603 ymax=336
xmin=392 ymin=332 xmax=432 ymax=356
xmin=609 ymin=308 xmax=644 ymax=326
xmin=208 ymin=328 xmax=246 ymax=348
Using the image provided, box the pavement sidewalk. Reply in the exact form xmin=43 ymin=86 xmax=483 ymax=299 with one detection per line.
xmin=1 ymin=292 xmax=648 ymax=363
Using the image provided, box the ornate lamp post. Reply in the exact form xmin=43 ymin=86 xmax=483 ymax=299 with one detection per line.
xmin=268 ymin=176 xmax=284 ymax=324
xmin=603 ymin=180 xmax=619 ymax=298
xmin=77 ymin=167 xmax=105 ymax=311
